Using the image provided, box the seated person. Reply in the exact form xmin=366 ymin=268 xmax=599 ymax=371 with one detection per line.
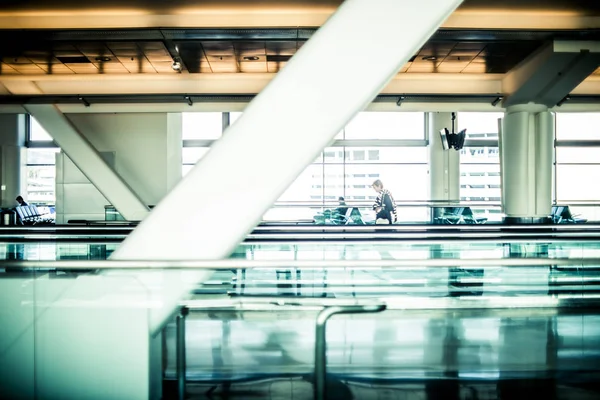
xmin=371 ymin=179 xmax=397 ymax=224
xmin=15 ymin=195 xmax=28 ymax=207
xmin=336 ymin=196 xmax=348 ymax=216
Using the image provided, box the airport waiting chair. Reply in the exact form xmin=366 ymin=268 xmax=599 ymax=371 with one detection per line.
xmin=435 ymin=207 xmax=487 ymax=224
xmin=551 ymin=205 xmax=587 ymax=224
xmin=461 ymin=207 xmax=488 ymax=224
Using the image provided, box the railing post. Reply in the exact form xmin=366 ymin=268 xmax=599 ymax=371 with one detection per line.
xmin=314 ymin=304 xmax=386 ymax=400
xmin=176 ymin=306 xmax=189 ymax=400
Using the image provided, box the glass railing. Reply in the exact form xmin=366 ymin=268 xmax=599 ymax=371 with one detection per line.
xmin=3 ymin=239 xmax=600 ymax=262
xmin=2 ymin=258 xmax=600 ymax=399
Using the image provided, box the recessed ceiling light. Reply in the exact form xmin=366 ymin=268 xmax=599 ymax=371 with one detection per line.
xmin=95 ymin=56 xmax=112 ymax=62
xmin=421 ymin=56 xmax=437 ymax=61
xmin=243 ymin=56 xmax=260 ymax=61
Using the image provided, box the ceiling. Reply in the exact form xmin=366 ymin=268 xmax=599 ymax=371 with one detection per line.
xmin=0 ymin=29 xmax=598 ymax=76
xmin=0 ymin=0 xmax=598 ymax=100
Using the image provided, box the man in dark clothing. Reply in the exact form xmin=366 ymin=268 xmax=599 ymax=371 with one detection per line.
xmin=336 ymin=196 xmax=348 ymax=216
xmin=15 ymin=195 xmax=28 ymax=206
xmin=371 ymin=180 xmax=397 ymax=224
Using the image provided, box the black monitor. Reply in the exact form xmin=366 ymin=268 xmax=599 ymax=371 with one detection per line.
xmin=455 ymin=129 xmax=466 ymax=150
xmin=441 ymin=128 xmax=467 ymax=151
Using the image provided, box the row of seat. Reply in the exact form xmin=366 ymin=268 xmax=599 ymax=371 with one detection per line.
xmin=15 ymin=205 xmax=55 ymax=225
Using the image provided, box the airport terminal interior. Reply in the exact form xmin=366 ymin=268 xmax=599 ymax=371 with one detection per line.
xmin=1 ymin=0 xmax=600 ymax=399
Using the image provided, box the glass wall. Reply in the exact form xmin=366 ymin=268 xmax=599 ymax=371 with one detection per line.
xmin=555 ymin=113 xmax=600 ymax=221
xmin=181 ymin=112 xmax=222 ymax=176
xmin=458 ymin=112 xmax=503 ymax=221
xmin=27 ymin=117 xmax=58 ymax=204
xmin=182 ymin=112 xmax=429 ymax=221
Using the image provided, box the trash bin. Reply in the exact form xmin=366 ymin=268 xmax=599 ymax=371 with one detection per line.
xmin=2 ymin=210 xmax=16 ymax=226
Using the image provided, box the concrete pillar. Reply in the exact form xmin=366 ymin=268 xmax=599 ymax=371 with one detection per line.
xmin=428 ymin=112 xmax=460 ymax=221
xmin=0 ymin=114 xmax=26 ymax=208
xmin=500 ymin=104 xmax=554 ymax=224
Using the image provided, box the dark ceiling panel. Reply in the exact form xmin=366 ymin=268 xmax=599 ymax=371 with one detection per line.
xmin=0 ymin=28 xmax=590 ymax=76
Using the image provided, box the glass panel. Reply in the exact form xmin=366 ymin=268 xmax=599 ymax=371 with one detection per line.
xmin=344 ymin=112 xmax=425 ymax=139
xmin=323 ymin=164 xmax=344 ymax=201
xmin=556 ymin=113 xmax=600 ymax=140
xmin=277 ymin=164 xmax=323 ymax=202
xmin=556 ymin=165 xmax=600 ymax=201
xmin=182 ymin=112 xmax=222 ymax=140
xmin=27 ymin=148 xmax=59 ymax=165
xmin=344 ymin=164 xmax=428 ymax=202
xmin=556 ymin=147 xmax=600 ymax=164
xmin=26 ymin=148 xmax=59 ymax=204
xmin=182 ymin=147 xmax=210 ymax=164
xmin=458 ymin=112 xmax=503 ymax=139
xmin=30 ymin=116 xmax=53 ymax=141
xmin=345 ymin=147 xmax=427 ymax=164
xmin=460 ymin=164 xmax=501 ymax=202
xmin=460 ymin=146 xmax=500 ymax=164
xmin=27 ymin=165 xmax=55 ymax=204
xmin=323 ymin=147 xmax=344 ymax=163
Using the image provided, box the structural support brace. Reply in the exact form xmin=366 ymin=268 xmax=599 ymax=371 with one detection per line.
xmin=24 ymin=104 xmax=150 ymax=221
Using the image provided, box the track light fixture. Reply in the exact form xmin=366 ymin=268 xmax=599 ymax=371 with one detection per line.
xmin=491 ymin=96 xmax=503 ymax=107
xmin=78 ymin=96 xmax=90 ymax=107
xmin=184 ymin=95 xmax=193 ymax=106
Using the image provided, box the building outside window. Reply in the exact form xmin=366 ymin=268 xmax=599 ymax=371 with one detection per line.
xmin=555 ymin=113 xmax=600 ymax=221
xmin=181 ymin=112 xmax=222 ymax=176
xmin=182 ymin=111 xmax=429 ymax=221
xmin=27 ymin=117 xmax=59 ymax=204
xmin=458 ymin=112 xmax=503 ymax=221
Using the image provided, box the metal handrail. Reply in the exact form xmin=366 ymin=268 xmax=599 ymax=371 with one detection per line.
xmin=181 ymin=295 xmax=600 ymax=311
xmin=4 ymin=223 xmax=600 ymax=233
xmin=1 ymin=257 xmax=600 ymax=270
xmin=246 ymin=232 xmax=600 ymax=240
xmin=314 ymin=305 xmax=386 ymax=400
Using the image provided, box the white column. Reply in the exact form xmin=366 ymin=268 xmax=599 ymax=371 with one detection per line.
xmin=24 ymin=105 xmax=150 ymax=221
xmin=114 ymin=0 xmax=464 ymax=261
xmin=500 ymin=104 xmax=554 ymax=223
xmin=428 ymin=112 xmax=460 ymax=203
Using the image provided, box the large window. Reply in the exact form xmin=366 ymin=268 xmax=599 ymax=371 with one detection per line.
xmin=275 ymin=112 xmax=429 ymax=221
xmin=182 ymin=112 xmax=222 ymax=140
xmin=26 ymin=149 xmax=59 ymax=204
xmin=182 ymin=111 xmax=429 ymax=221
xmin=458 ymin=112 xmax=503 ymax=221
xmin=555 ymin=113 xmax=600 ymax=221
xmin=27 ymin=117 xmax=58 ymax=204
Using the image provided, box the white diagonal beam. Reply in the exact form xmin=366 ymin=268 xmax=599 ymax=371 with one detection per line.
xmin=113 ymin=0 xmax=463 ymax=261
xmin=24 ymin=104 xmax=150 ymax=221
